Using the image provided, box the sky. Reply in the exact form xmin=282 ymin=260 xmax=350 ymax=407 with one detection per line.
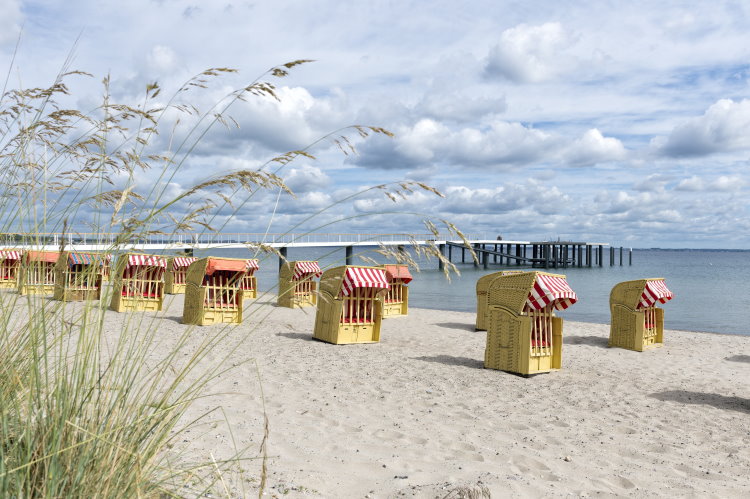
xmin=2 ymin=0 xmax=750 ymax=248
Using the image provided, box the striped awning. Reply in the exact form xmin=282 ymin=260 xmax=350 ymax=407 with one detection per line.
xmin=68 ymin=253 xmax=102 ymax=266
xmin=340 ymin=267 xmax=389 ymax=296
xmin=25 ymin=251 xmax=59 ymax=263
xmin=206 ymin=258 xmax=247 ymax=275
xmin=246 ymin=259 xmax=260 ymax=271
xmin=0 ymin=250 xmax=22 ymax=260
xmin=125 ymin=254 xmax=167 ymax=269
xmin=172 ymin=257 xmax=197 ymax=269
xmin=383 ymin=264 xmax=413 ymax=284
xmin=526 ymin=274 xmax=578 ymax=311
xmin=293 ymin=261 xmax=322 ymax=279
xmin=638 ymin=279 xmax=673 ymax=309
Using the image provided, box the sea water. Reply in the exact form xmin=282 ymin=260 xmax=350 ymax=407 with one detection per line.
xmin=186 ymin=247 xmax=750 ymax=336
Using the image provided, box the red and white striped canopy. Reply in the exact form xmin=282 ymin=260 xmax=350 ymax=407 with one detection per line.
xmin=246 ymin=259 xmax=260 ymax=271
xmin=526 ymin=273 xmax=578 ymax=311
xmin=638 ymin=279 xmax=673 ymax=309
xmin=125 ymin=254 xmax=167 ymax=269
xmin=172 ymin=257 xmax=197 ymax=269
xmin=340 ymin=267 xmax=389 ymax=296
xmin=0 ymin=250 xmax=21 ymax=260
xmin=293 ymin=261 xmax=322 ymax=279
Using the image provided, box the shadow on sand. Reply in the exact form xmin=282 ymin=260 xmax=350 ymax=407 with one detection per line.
xmin=725 ymin=354 xmax=750 ymax=364
xmin=413 ymin=355 xmax=484 ymax=370
xmin=565 ymin=335 xmax=609 ymax=348
xmin=433 ymin=322 xmax=479 ymax=332
xmin=650 ymin=390 xmax=750 ymax=414
xmin=276 ymin=331 xmax=314 ymax=342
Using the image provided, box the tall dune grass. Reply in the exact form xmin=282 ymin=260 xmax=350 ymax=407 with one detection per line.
xmin=0 ymin=60 xmax=463 ymax=497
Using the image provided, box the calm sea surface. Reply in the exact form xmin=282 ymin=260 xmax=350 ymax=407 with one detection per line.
xmin=187 ymin=247 xmax=750 ymax=336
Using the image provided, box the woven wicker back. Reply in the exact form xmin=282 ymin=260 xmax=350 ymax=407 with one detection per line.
xmin=610 ymin=279 xmax=663 ymax=310
xmin=186 ymin=258 xmax=211 ymax=285
xmin=318 ymin=266 xmax=348 ymax=297
xmin=279 ymin=260 xmax=295 ymax=283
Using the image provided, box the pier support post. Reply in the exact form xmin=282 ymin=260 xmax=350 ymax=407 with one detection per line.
xmin=345 ymin=245 xmax=353 ymax=265
xmin=461 ymin=246 xmax=465 ymax=263
xmin=448 ymin=244 xmax=452 ymax=262
xmin=494 ymin=244 xmax=497 ymax=264
xmin=439 ymin=244 xmax=446 ymax=271
xmin=610 ymin=246 xmax=615 ymax=266
xmin=544 ymin=245 xmax=550 ymax=269
xmin=619 ymin=246 xmax=623 ymax=266
xmin=629 ymin=248 xmax=632 ymax=265
xmin=598 ymin=246 xmax=604 ymax=267
xmin=278 ymin=246 xmax=288 ymax=270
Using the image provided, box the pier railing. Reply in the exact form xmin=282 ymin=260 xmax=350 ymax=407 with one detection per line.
xmin=0 ymin=232 xmax=489 ymax=247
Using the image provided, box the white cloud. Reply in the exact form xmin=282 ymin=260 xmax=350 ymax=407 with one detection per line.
xmin=654 ymin=99 xmax=750 ymax=157
xmin=676 ymin=174 xmax=746 ymax=192
xmin=283 ymin=164 xmax=331 ymax=193
xmin=564 ymin=129 xmax=627 ymax=166
xmin=485 ymin=22 xmax=575 ymax=83
xmin=356 ymin=118 xmax=558 ymax=170
xmin=146 ymin=45 xmax=179 ymax=73
xmin=0 ymin=0 xmax=21 ymax=46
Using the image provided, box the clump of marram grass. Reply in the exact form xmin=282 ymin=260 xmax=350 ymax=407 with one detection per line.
xmin=0 ymin=53 xmax=461 ymax=497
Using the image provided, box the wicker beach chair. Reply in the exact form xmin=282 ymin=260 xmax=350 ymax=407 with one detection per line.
xmin=380 ymin=264 xmax=413 ymax=318
xmin=609 ymin=278 xmax=673 ymax=351
xmin=241 ymin=259 xmax=259 ymax=300
xmin=53 ymin=251 xmax=104 ymax=301
xmin=475 ymin=270 xmax=525 ymax=331
xmin=484 ymin=271 xmax=577 ymax=375
xmin=18 ymin=250 xmax=60 ymax=295
xmin=0 ymin=249 xmax=22 ymax=289
xmin=182 ymin=257 xmax=247 ymax=325
xmin=277 ymin=260 xmax=322 ymax=308
xmin=109 ymin=253 xmax=167 ymax=312
xmin=165 ymin=256 xmax=197 ymax=294
xmin=313 ymin=265 xmax=390 ymax=344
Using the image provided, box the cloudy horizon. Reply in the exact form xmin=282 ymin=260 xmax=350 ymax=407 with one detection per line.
xmin=3 ymin=1 xmax=750 ymax=249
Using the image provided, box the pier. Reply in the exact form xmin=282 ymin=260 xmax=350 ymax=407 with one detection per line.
xmin=445 ymin=241 xmax=632 ymax=269
xmin=0 ymin=233 xmax=632 ymax=270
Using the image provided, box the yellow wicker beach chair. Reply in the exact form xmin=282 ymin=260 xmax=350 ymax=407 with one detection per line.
xmin=313 ymin=265 xmax=389 ymax=344
xmin=484 ymin=271 xmax=577 ymax=375
xmin=475 ymin=270 xmax=525 ymax=331
xmin=380 ymin=264 xmax=412 ymax=318
xmin=182 ymin=257 xmax=246 ymax=325
xmin=109 ymin=253 xmax=167 ymax=312
xmin=18 ymin=250 xmax=60 ymax=295
xmin=241 ymin=259 xmax=259 ymax=300
xmin=278 ymin=260 xmax=322 ymax=308
xmin=53 ymin=251 xmax=104 ymax=301
xmin=165 ymin=256 xmax=197 ymax=294
xmin=609 ymin=278 xmax=673 ymax=351
xmin=0 ymin=249 xmax=22 ymax=289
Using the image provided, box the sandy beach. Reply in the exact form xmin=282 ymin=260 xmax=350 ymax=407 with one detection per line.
xmin=94 ymin=293 xmax=750 ymax=498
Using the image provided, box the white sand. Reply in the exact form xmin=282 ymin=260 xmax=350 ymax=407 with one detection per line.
xmin=114 ymin=294 xmax=750 ymax=498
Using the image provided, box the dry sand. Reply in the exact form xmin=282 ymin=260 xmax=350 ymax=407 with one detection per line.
xmin=108 ymin=294 xmax=749 ymax=498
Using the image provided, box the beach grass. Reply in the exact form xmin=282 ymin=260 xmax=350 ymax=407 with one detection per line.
xmin=0 ymin=56 xmax=463 ymax=497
